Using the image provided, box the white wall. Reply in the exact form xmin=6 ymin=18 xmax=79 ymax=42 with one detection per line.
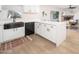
xmin=74 ymin=12 xmax=79 ymax=23
xmin=40 ymin=5 xmax=63 ymax=21
xmin=0 ymin=5 xmax=41 ymax=21
xmin=0 ymin=5 xmax=24 ymax=21
xmin=2 ymin=5 xmax=24 ymax=13
xmin=0 ymin=10 xmax=8 ymax=21
xmin=73 ymin=8 xmax=79 ymax=23
xmin=2 ymin=5 xmax=79 ymax=22
xmin=74 ymin=11 xmax=79 ymax=19
xmin=23 ymin=5 xmax=40 ymax=21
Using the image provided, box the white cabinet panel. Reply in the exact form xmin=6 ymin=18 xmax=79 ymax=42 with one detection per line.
xmin=35 ymin=22 xmax=66 ymax=47
xmin=45 ymin=26 xmax=55 ymax=42
xmin=3 ymin=27 xmax=25 ymax=42
xmin=35 ymin=23 xmax=42 ymax=35
xmin=40 ymin=23 xmax=48 ymax=38
xmin=35 ymin=22 xmax=40 ymax=34
xmin=0 ymin=26 xmax=3 ymax=43
xmin=3 ymin=29 xmax=14 ymax=42
xmin=0 ymin=6 xmax=1 ymax=11
xmin=43 ymin=24 xmax=57 ymax=43
xmin=15 ymin=27 xmax=25 ymax=38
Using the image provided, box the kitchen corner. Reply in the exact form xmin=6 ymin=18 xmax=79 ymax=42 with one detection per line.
xmin=16 ymin=19 xmax=66 ymax=46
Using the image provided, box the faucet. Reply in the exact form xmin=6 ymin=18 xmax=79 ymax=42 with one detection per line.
xmin=13 ymin=18 xmax=16 ymax=23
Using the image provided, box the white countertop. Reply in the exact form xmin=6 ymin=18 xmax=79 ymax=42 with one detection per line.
xmin=17 ymin=19 xmax=66 ymax=25
xmin=0 ymin=19 xmax=66 ymax=26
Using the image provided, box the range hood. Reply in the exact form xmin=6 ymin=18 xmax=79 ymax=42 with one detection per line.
xmin=7 ymin=10 xmax=21 ymax=22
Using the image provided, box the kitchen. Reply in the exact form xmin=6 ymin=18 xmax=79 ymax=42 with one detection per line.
xmin=0 ymin=5 xmax=79 ymax=53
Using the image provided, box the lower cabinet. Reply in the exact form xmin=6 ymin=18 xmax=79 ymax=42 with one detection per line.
xmin=35 ymin=22 xmax=66 ymax=47
xmin=0 ymin=26 xmax=3 ymax=43
xmin=35 ymin=23 xmax=42 ymax=35
xmin=15 ymin=27 xmax=25 ymax=38
xmin=3 ymin=27 xmax=25 ymax=42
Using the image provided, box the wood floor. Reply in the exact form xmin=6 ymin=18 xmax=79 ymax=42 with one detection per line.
xmin=0 ymin=29 xmax=79 ymax=54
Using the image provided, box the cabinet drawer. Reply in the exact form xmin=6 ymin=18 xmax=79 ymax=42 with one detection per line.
xmin=46 ymin=24 xmax=56 ymax=29
xmin=0 ymin=26 xmax=3 ymax=43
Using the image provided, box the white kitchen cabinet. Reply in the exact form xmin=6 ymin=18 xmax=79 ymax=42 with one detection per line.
xmin=45 ymin=24 xmax=57 ymax=43
xmin=3 ymin=27 xmax=25 ymax=42
xmin=35 ymin=22 xmax=66 ymax=47
xmin=35 ymin=23 xmax=42 ymax=35
xmin=3 ymin=29 xmax=15 ymax=42
xmin=0 ymin=26 xmax=3 ymax=43
xmin=14 ymin=27 xmax=25 ymax=38
xmin=40 ymin=23 xmax=47 ymax=37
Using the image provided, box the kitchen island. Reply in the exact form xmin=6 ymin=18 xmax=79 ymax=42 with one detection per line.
xmin=35 ymin=21 xmax=66 ymax=47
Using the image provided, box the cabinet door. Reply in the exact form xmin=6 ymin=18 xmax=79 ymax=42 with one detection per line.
xmin=45 ymin=24 xmax=57 ymax=43
xmin=40 ymin=23 xmax=47 ymax=37
xmin=3 ymin=27 xmax=25 ymax=42
xmin=35 ymin=22 xmax=39 ymax=33
xmin=0 ymin=30 xmax=2 ymax=42
xmin=3 ymin=29 xmax=15 ymax=42
xmin=35 ymin=22 xmax=41 ymax=35
xmin=0 ymin=26 xmax=3 ymax=43
xmin=15 ymin=27 xmax=24 ymax=38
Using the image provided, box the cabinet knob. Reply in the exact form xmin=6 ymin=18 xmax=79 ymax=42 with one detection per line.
xmin=13 ymin=28 xmax=17 ymax=31
xmin=44 ymin=24 xmax=46 ymax=26
xmin=37 ymin=26 xmax=39 ymax=28
xmin=13 ymin=28 xmax=15 ymax=31
xmin=47 ymin=28 xmax=50 ymax=31
xmin=39 ymin=23 xmax=41 ymax=25
xmin=16 ymin=28 xmax=17 ymax=31
xmin=51 ymin=26 xmax=53 ymax=28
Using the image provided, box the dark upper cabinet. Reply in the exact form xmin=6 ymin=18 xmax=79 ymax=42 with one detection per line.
xmin=25 ymin=22 xmax=34 ymax=35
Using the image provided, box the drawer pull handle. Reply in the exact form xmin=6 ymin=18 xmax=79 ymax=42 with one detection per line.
xmin=13 ymin=29 xmax=15 ymax=31
xmin=47 ymin=28 xmax=50 ymax=31
xmin=51 ymin=26 xmax=53 ymax=28
xmin=38 ymin=26 xmax=39 ymax=28
xmin=44 ymin=24 xmax=46 ymax=26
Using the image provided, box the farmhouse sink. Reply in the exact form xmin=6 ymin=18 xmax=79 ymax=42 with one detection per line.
xmin=4 ymin=22 xmax=24 ymax=29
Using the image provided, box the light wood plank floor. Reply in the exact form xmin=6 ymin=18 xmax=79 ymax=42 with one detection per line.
xmin=0 ymin=29 xmax=79 ymax=54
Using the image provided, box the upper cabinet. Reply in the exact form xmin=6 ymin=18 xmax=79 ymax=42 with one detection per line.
xmin=23 ymin=5 xmax=40 ymax=14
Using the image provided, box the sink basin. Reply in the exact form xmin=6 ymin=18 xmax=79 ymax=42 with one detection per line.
xmin=4 ymin=22 xmax=24 ymax=29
